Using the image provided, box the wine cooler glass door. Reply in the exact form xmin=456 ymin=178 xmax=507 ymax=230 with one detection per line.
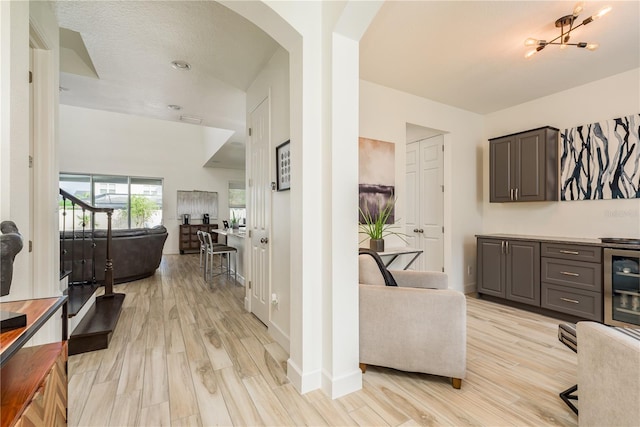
xmin=604 ymin=248 xmax=640 ymax=327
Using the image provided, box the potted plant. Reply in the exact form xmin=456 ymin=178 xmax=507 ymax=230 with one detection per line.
xmin=359 ymin=196 xmax=407 ymax=252
xmin=230 ymin=211 xmax=239 ymax=229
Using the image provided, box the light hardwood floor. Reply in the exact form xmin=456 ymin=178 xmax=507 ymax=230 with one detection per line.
xmin=69 ymin=254 xmax=579 ymax=426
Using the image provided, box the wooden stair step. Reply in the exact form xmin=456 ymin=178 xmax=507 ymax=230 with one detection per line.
xmin=65 ymin=283 xmax=101 ymax=318
xmin=68 ymin=293 xmax=125 ymax=356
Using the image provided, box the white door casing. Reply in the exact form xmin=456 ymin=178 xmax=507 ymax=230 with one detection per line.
xmin=406 ymin=135 xmax=444 ymax=272
xmin=248 ymin=97 xmax=271 ymax=325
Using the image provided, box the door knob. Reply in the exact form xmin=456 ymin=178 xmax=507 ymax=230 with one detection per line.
xmin=413 ymin=228 xmax=420 ymax=233
xmin=260 ymin=237 xmax=269 ymax=244
xmin=419 ymin=229 xmax=424 ymax=233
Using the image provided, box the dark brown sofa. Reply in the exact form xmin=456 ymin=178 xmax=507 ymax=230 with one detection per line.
xmin=61 ymin=225 xmax=168 ymax=284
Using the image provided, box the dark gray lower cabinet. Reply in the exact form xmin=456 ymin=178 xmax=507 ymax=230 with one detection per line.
xmin=477 ymin=238 xmax=540 ymax=306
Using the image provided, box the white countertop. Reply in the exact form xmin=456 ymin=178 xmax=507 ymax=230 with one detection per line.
xmin=211 ymin=228 xmax=247 ymax=239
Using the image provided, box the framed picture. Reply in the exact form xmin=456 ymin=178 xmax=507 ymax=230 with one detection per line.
xmin=276 ymin=140 xmax=291 ymax=191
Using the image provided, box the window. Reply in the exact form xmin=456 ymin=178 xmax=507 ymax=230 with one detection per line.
xmin=228 ymin=181 xmax=246 ymax=226
xmin=59 ymin=173 xmax=163 ymax=230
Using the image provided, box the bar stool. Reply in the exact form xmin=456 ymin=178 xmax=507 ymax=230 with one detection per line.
xmin=197 ymin=230 xmax=206 ymax=268
xmin=558 ymin=322 xmax=578 ymax=415
xmin=203 ymin=232 xmax=237 ymax=282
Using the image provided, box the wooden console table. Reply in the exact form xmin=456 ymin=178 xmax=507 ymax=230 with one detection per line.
xmin=179 ymin=224 xmax=218 ymax=254
xmin=1 ymin=297 xmax=68 ymax=427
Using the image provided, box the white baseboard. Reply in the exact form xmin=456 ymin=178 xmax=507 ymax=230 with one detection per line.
xmin=322 ymin=367 xmax=363 ymax=399
xmin=268 ymin=320 xmax=290 ymax=352
xmin=287 ymin=358 xmax=322 ymax=395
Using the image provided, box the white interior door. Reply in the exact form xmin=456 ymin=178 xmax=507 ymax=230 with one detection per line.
xmin=405 ymin=135 xmax=444 ymax=272
xmin=420 ymin=135 xmax=444 ymax=272
xmin=248 ymin=97 xmax=271 ymax=325
xmin=405 ymin=142 xmax=422 ymax=269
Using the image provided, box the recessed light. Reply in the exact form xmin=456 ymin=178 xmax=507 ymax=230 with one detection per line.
xmin=167 ymin=104 xmax=182 ymax=111
xmin=171 ymin=60 xmax=191 ymax=71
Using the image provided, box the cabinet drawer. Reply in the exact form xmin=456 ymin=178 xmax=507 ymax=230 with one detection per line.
xmin=541 ymin=257 xmax=602 ymax=291
xmin=541 ymin=283 xmax=602 ymax=321
xmin=541 ymin=243 xmax=601 ymax=262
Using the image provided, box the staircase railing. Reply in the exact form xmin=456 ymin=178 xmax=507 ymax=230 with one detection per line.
xmin=59 ymin=189 xmax=115 ymax=296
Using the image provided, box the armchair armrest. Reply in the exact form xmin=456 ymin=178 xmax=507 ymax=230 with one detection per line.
xmin=390 ymin=270 xmax=448 ymax=289
xmin=577 ymin=322 xmax=640 ymax=427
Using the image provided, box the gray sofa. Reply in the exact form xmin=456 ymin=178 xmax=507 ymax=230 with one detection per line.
xmin=61 ymin=225 xmax=168 ymax=284
xmin=358 ymin=252 xmax=467 ymax=388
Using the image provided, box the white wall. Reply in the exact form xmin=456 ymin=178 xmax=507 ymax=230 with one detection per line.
xmin=483 ymin=68 xmax=640 ymax=239
xmin=360 ymin=80 xmax=485 ymax=293
xmin=59 ymin=105 xmax=245 ymax=254
xmin=246 ymin=47 xmax=291 ymax=349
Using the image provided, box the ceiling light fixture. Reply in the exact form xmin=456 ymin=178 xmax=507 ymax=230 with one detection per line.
xmin=171 ymin=60 xmax=191 ymax=70
xmin=524 ymin=2 xmax=611 ymax=59
xmin=167 ymin=104 xmax=182 ymax=111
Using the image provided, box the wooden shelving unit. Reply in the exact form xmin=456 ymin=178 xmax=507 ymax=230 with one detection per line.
xmin=0 ymin=297 xmax=68 ymax=427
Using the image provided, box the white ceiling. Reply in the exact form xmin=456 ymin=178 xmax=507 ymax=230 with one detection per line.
xmin=52 ymin=0 xmax=280 ymax=169
xmin=361 ymin=1 xmax=640 ymax=114
xmin=53 ymin=1 xmax=639 ymax=170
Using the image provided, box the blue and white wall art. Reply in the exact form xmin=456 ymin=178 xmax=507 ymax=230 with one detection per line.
xmin=560 ymin=113 xmax=640 ymax=201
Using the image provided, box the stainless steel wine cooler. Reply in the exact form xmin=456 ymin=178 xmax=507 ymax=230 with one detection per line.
xmin=604 ymin=247 xmax=640 ymax=328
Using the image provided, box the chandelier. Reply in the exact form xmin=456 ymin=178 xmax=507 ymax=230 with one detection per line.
xmin=524 ymin=2 xmax=612 ymax=59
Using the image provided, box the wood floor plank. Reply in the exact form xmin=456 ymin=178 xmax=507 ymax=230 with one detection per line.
xmin=141 ymin=346 xmax=169 ymax=407
xmin=116 ymin=344 xmax=145 ymax=395
xmin=108 ymin=390 xmax=141 ymax=427
xmin=67 ymin=369 xmax=97 ymax=426
xmin=189 ymin=358 xmax=233 ymax=427
xmin=215 ymin=366 xmax=263 ymax=426
xmin=164 ymin=318 xmax=185 ymax=354
xmin=272 ymin=383 xmax=329 ymax=426
xmin=241 ymin=335 xmax=289 ymax=388
xmin=77 ymin=380 xmax=117 ymax=427
xmin=243 ymin=375 xmax=295 ymax=426
xmin=167 ymin=352 xmax=200 ymax=421
xmin=200 ymin=325 xmax=233 ymax=370
xmin=221 ymin=331 xmax=260 ymax=379
xmin=138 ymin=401 xmax=171 ymax=426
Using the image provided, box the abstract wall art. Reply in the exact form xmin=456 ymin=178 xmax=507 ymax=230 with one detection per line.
xmin=560 ymin=113 xmax=640 ymax=201
xmin=359 ymin=137 xmax=395 ymax=223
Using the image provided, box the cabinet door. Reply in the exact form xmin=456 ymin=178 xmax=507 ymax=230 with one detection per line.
xmin=477 ymin=239 xmax=506 ymax=297
xmin=515 ymin=129 xmax=545 ymax=201
xmin=506 ymin=240 xmax=540 ymax=306
xmin=490 ymin=137 xmax=514 ymax=202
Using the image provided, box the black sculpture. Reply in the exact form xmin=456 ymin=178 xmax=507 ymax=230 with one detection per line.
xmin=1 ymin=220 xmax=23 ymax=296
xmin=1 ymin=221 xmax=26 ymax=331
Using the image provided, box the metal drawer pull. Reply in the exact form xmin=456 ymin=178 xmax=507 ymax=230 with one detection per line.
xmin=560 ymin=297 xmax=580 ymax=304
xmin=560 ymin=271 xmax=580 ymax=277
xmin=559 ymin=250 xmax=580 ymax=255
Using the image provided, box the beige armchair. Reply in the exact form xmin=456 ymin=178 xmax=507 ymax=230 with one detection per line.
xmin=577 ymin=322 xmax=640 ymax=427
xmin=359 ymin=251 xmax=467 ymax=388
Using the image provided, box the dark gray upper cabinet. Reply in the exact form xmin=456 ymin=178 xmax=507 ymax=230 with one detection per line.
xmin=490 ymin=126 xmax=559 ymax=203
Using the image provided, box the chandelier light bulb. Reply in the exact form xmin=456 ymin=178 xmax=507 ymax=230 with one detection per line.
xmin=594 ymin=5 xmax=612 ymax=20
xmin=524 ymin=38 xmax=538 ymax=47
xmin=573 ymin=2 xmax=585 ymax=16
xmin=524 ymin=49 xmax=537 ymax=59
xmin=586 ymin=43 xmax=599 ymax=51
xmin=560 ymin=43 xmax=568 ymax=50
